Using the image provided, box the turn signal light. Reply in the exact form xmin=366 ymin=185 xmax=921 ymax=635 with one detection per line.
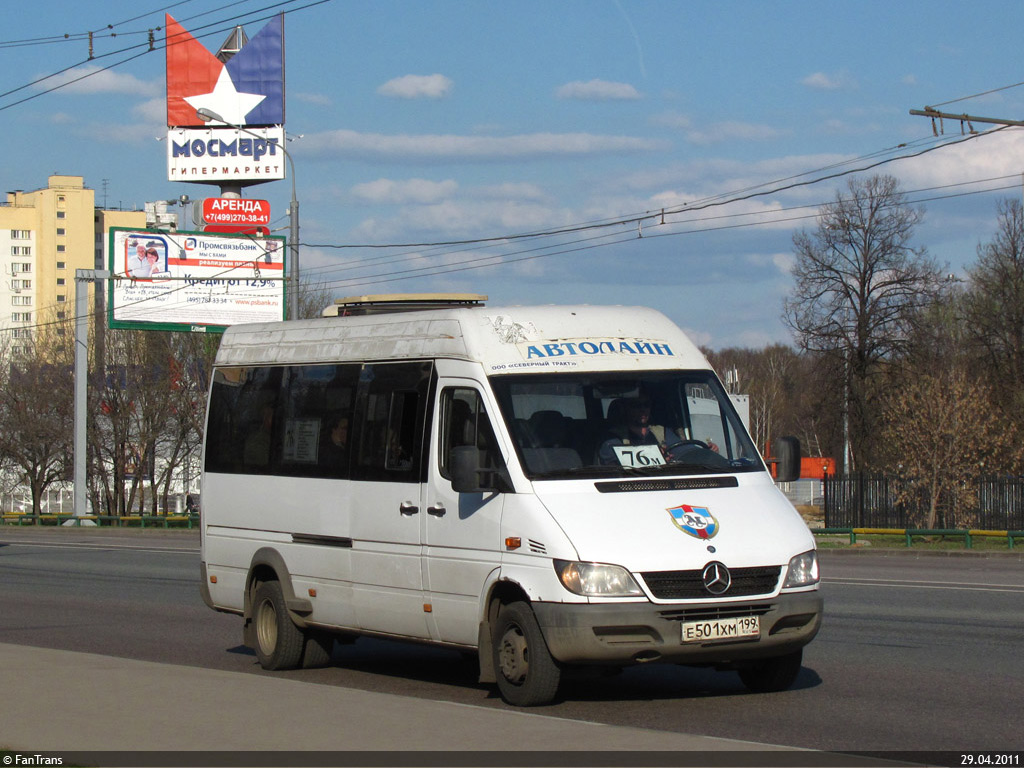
xmin=505 ymin=537 xmax=522 ymax=550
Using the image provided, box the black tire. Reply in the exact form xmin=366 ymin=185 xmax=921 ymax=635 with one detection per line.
xmin=492 ymin=601 xmax=561 ymax=706
xmin=737 ymin=648 xmax=803 ymax=693
xmin=252 ymin=580 xmax=304 ymax=670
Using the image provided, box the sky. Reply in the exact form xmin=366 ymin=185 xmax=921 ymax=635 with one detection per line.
xmin=4 ymin=0 xmax=1024 ymax=349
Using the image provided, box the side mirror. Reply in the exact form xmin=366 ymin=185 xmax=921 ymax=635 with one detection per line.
xmin=771 ymin=436 xmax=801 ymax=483
xmin=451 ymin=445 xmax=511 ymax=494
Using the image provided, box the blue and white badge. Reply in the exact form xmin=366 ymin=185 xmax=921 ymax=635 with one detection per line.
xmin=668 ymin=504 xmax=719 ymax=539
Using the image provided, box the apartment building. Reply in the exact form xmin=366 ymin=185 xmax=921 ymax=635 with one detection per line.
xmin=1 ymin=175 xmax=145 ymax=352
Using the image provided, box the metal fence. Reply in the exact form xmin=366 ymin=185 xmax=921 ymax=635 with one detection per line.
xmin=824 ymin=474 xmax=1024 ymax=530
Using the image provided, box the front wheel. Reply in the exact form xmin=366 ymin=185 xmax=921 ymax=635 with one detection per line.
xmin=737 ymin=648 xmax=803 ymax=693
xmin=492 ymin=601 xmax=561 ymax=706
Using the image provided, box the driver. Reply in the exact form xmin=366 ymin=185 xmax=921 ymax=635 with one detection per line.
xmin=597 ymin=397 xmax=666 ymax=465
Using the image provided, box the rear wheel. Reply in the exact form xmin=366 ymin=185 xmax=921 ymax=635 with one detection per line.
xmin=492 ymin=601 xmax=561 ymax=706
xmin=737 ymin=648 xmax=803 ymax=693
xmin=252 ymin=580 xmax=304 ymax=670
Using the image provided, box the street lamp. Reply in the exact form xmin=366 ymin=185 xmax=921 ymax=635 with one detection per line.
xmin=196 ymin=108 xmax=300 ymax=320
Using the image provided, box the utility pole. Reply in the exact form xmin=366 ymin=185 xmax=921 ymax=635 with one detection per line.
xmin=74 ymin=269 xmax=111 ymax=520
xmin=911 ymin=105 xmax=1024 ymax=234
xmin=909 ymin=107 xmax=1024 ymax=132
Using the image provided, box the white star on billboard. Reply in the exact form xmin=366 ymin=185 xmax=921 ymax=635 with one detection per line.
xmin=185 ymin=68 xmax=266 ymax=125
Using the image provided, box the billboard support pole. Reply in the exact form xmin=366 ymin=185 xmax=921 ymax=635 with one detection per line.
xmin=196 ymin=109 xmax=298 ymax=320
xmin=74 ymin=269 xmax=111 ymax=521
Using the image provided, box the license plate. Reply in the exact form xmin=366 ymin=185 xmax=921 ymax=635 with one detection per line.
xmin=681 ymin=615 xmax=760 ymax=643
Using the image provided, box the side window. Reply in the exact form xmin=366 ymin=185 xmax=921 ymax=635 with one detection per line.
xmin=440 ymin=387 xmax=500 ymax=480
xmin=278 ymin=364 xmax=359 ymax=479
xmin=205 ymin=365 xmax=283 ymax=474
xmin=205 ymin=363 xmax=359 ymax=479
xmin=351 ymin=361 xmax=432 ymax=483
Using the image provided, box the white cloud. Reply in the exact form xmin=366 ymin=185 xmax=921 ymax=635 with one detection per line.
xmin=133 ymin=98 xmax=166 ymax=123
xmin=377 ymin=74 xmax=453 ymax=99
xmin=555 ymin=79 xmax=642 ymax=101
xmin=652 ymin=113 xmax=787 ymax=145
xmin=476 ymin=182 xmax=548 ymax=201
xmin=801 ymin=71 xmax=856 ymax=91
xmin=650 ymin=112 xmax=693 ymax=130
xmin=80 ymin=122 xmax=164 ymax=145
xmin=351 ymin=178 xmax=458 ymax=204
xmin=302 ymin=129 xmax=666 ymax=161
xmin=294 ymin=92 xmax=332 ymax=106
xmin=895 ymin=129 xmax=1024 ymax=189
xmin=37 ymin=65 xmax=160 ymax=97
xmin=350 ymin=198 xmax=570 ymax=242
xmin=684 ymin=121 xmax=789 ymax=146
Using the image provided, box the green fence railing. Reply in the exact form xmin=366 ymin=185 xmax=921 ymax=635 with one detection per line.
xmin=0 ymin=513 xmax=200 ymax=529
xmin=815 ymin=527 xmax=1024 ymax=549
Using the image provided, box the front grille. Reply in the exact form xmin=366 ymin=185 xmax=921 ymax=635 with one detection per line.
xmin=640 ymin=565 xmax=781 ymax=599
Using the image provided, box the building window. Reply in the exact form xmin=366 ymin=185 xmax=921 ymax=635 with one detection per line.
xmin=56 ymin=278 xmax=65 ymax=286
xmin=57 ymin=211 xmax=66 ymax=219
xmin=11 ymin=312 xmax=31 ymax=323
xmin=56 ymin=228 xmax=66 ymax=236
xmin=56 ymin=261 xmax=65 ymax=269
xmin=56 ymin=294 xmax=66 ymax=303
xmin=13 ymin=279 xmax=31 ymax=290
xmin=12 ymin=263 xmax=31 ymax=274
xmin=10 ymin=230 xmax=30 ymax=239
xmin=56 ymin=245 xmax=65 ymax=252
xmin=12 ymin=296 xmax=31 ymax=306
xmin=56 ymin=311 xmax=65 ymax=319
xmin=11 ymin=246 xmax=31 ymax=256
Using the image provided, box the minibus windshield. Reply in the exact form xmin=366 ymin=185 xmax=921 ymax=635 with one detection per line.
xmin=489 ymin=371 xmax=764 ymax=480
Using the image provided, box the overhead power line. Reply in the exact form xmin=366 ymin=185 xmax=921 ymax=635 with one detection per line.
xmin=0 ymin=0 xmax=332 ymax=111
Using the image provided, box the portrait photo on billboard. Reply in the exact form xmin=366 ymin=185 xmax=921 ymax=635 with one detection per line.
xmin=125 ymin=236 xmax=171 ymax=281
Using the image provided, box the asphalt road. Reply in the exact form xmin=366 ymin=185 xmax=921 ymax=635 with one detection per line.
xmin=1 ymin=527 xmax=1022 ymax=753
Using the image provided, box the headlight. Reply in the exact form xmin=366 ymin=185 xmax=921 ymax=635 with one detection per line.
xmin=783 ymin=550 xmax=819 ymax=588
xmin=554 ymin=560 xmax=644 ymax=597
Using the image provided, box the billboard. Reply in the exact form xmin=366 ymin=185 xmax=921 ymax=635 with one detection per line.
xmin=167 ymin=125 xmax=286 ymax=182
xmin=107 ymin=228 xmax=286 ymax=333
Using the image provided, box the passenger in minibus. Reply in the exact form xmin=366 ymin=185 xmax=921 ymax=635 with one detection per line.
xmin=320 ymin=414 xmax=349 ymax=467
xmin=243 ymin=405 xmax=274 ymax=466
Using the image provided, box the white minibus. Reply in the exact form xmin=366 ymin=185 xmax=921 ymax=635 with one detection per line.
xmin=200 ymin=294 xmax=821 ymax=706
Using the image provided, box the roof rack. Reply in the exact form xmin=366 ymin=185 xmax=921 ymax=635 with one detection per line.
xmin=321 ymin=292 xmax=488 ymax=317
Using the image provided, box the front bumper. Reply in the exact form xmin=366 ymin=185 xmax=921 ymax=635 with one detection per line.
xmin=532 ymin=591 xmax=822 ymax=666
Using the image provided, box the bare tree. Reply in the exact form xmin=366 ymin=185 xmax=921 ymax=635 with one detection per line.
xmin=962 ymin=198 xmax=1024 ymax=418
xmin=881 ymin=366 xmax=1014 ymax=529
xmin=0 ymin=318 xmax=75 ymax=516
xmin=784 ymin=174 xmax=941 ymax=470
xmin=706 ymin=344 xmax=804 ymax=454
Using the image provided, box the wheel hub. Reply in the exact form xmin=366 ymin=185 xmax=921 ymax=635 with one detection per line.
xmin=498 ymin=625 xmax=529 ymax=684
xmin=255 ymin=597 xmax=278 ymax=654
